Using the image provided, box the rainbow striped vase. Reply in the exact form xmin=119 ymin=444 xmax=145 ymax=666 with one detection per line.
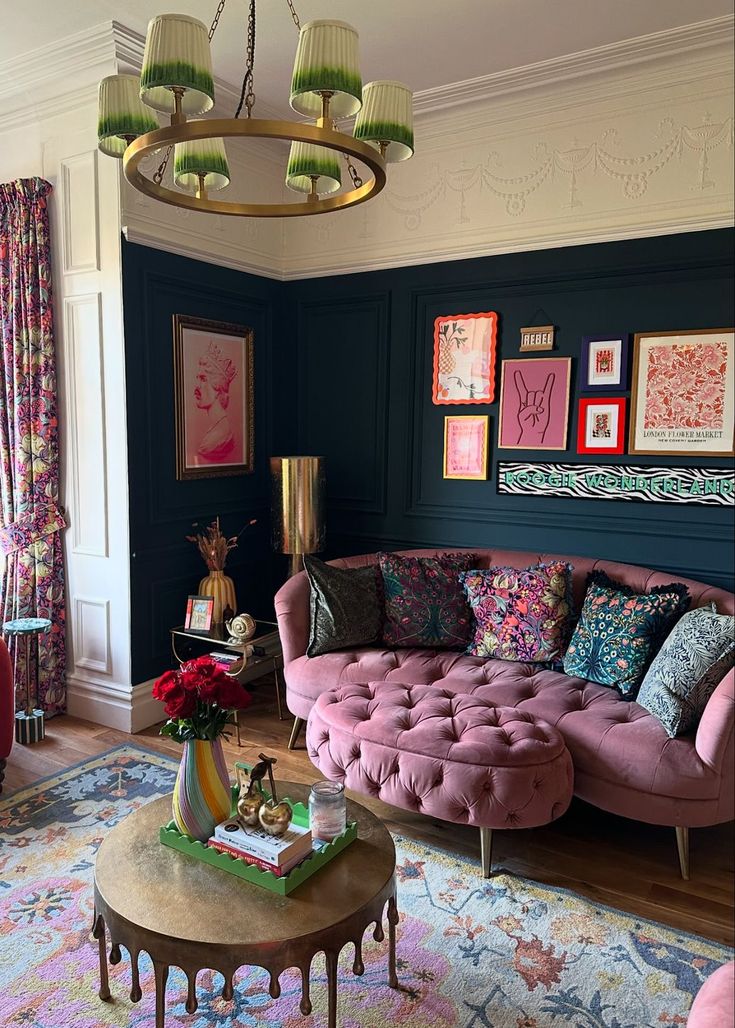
xmin=172 ymin=738 xmax=232 ymax=842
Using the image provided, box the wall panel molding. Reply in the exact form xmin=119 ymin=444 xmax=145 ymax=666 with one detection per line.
xmin=298 ymin=294 xmax=390 ymax=516
xmin=73 ymin=597 xmax=111 ymax=674
xmin=63 ymin=292 xmax=109 ymax=558
xmin=60 ymin=151 xmax=101 ymax=274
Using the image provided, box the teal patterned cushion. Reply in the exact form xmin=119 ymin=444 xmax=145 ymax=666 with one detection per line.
xmin=637 ymin=603 xmax=735 ymax=737
xmin=305 ymin=556 xmax=383 ymax=657
xmin=379 ymin=552 xmax=475 ymax=649
xmin=563 ymin=571 xmax=690 ymax=698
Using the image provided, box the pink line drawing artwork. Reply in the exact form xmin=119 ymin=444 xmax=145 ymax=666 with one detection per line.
xmin=499 ymin=357 xmax=571 ymax=451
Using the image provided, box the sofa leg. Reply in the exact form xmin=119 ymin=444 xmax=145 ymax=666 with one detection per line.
xmin=675 ymin=826 xmax=690 ymax=880
xmin=288 ymin=717 xmax=305 ymax=751
xmin=0 ymin=757 xmax=5 ymax=795
xmin=480 ymin=827 xmax=493 ymax=878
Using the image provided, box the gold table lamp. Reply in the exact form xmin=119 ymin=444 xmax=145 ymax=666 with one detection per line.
xmin=270 ymin=456 xmax=325 ymax=577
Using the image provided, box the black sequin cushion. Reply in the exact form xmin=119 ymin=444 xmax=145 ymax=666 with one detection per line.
xmin=305 ymin=556 xmax=383 ymax=658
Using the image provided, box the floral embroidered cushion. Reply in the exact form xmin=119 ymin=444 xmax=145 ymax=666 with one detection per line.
xmin=460 ymin=562 xmax=574 ymax=663
xmin=379 ymin=552 xmax=475 ymax=649
xmin=563 ymin=571 xmax=690 ymax=698
xmin=637 ymin=603 xmax=735 ymax=737
xmin=305 ymin=556 xmax=383 ymax=657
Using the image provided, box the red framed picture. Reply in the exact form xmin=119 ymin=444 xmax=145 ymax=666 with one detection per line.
xmin=577 ymin=397 xmax=626 ymax=455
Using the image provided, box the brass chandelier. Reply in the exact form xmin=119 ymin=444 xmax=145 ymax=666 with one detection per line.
xmin=97 ymin=0 xmax=415 ymax=217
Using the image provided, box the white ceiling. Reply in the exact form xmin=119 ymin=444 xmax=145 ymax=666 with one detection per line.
xmin=1 ymin=0 xmax=732 ymax=109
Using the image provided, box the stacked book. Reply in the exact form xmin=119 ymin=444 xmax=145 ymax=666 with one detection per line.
xmin=208 ymin=817 xmax=313 ymax=876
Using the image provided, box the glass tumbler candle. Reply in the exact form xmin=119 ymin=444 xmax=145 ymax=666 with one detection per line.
xmin=309 ymin=780 xmax=347 ymax=842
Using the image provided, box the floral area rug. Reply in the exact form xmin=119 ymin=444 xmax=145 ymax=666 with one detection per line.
xmin=0 ymin=744 xmax=731 ymax=1027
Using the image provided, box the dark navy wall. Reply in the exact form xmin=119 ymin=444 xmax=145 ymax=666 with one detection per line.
xmin=287 ymin=229 xmax=734 ymax=590
xmin=122 ymin=240 xmax=296 ymax=683
xmin=122 ymin=229 xmax=734 ymax=682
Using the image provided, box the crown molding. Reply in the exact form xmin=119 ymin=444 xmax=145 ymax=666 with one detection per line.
xmin=413 ymin=15 xmax=734 ymax=117
xmin=121 ymin=223 xmax=284 ymax=281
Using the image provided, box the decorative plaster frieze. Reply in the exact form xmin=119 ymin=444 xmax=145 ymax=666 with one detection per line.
xmin=385 ymin=115 xmax=734 ymax=227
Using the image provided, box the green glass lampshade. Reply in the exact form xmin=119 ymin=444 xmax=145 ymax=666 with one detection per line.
xmin=140 ymin=14 xmax=215 ymax=115
xmin=290 ymin=20 xmax=362 ymax=119
xmin=285 ymin=142 xmax=341 ymax=195
xmin=97 ymin=75 xmax=159 ymax=158
xmin=354 ymin=80 xmax=414 ymax=163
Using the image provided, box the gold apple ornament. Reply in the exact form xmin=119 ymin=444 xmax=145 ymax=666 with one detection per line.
xmin=236 ymin=764 xmax=263 ymax=826
xmin=256 ymin=752 xmax=292 ymax=836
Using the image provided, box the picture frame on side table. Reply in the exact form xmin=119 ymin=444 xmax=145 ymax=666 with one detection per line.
xmin=498 ymin=357 xmax=571 ymax=450
xmin=432 ymin=312 xmax=498 ymax=404
xmin=629 ymin=328 xmax=735 ymax=456
xmin=581 ymin=334 xmax=629 ymax=390
xmin=443 ymin=415 xmax=489 ymax=479
xmin=185 ymin=595 xmax=215 ymax=634
xmin=577 ymin=397 xmax=626 ymax=455
xmin=173 ymin=314 xmax=255 ymax=481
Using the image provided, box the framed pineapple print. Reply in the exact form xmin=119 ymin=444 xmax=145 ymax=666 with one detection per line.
xmin=432 ymin=312 xmax=498 ymax=404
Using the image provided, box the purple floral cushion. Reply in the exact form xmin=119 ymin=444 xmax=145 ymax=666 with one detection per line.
xmin=460 ymin=562 xmax=574 ymax=663
xmin=379 ymin=552 xmax=475 ymax=649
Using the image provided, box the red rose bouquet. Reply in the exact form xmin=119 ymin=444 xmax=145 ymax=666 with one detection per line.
xmin=152 ymin=655 xmax=251 ymax=743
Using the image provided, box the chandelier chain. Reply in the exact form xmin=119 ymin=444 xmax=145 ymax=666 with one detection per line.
xmin=153 ymin=146 xmax=173 ymax=186
xmin=208 ymin=0 xmax=228 ymax=40
xmin=284 ymin=0 xmax=301 ymax=30
xmin=235 ymin=0 xmax=257 ymax=118
xmin=344 ymin=155 xmax=364 ymax=190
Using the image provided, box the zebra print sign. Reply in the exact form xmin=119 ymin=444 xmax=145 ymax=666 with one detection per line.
xmin=497 ymin=462 xmax=733 ymax=506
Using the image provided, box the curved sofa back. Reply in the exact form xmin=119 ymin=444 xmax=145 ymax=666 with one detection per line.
xmin=275 ymin=547 xmax=734 ymax=669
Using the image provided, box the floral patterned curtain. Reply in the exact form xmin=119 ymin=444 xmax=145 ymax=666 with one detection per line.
xmin=0 ymin=178 xmax=66 ymax=714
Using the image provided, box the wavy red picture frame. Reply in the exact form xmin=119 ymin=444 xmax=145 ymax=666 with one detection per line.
xmin=432 ymin=311 xmax=498 ymax=405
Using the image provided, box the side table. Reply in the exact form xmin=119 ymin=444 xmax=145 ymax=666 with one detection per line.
xmin=93 ymin=787 xmax=399 ymax=1028
xmin=170 ymin=620 xmax=285 ymax=744
xmin=3 ymin=616 xmax=51 ymax=745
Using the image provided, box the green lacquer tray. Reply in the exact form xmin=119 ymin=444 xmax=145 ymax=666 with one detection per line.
xmin=159 ymin=782 xmax=356 ymax=896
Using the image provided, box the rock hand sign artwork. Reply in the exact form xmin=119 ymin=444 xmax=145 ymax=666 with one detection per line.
xmin=498 ymin=357 xmax=572 ymax=450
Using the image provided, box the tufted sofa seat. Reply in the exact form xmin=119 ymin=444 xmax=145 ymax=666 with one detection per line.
xmin=275 ymin=548 xmax=735 ymax=876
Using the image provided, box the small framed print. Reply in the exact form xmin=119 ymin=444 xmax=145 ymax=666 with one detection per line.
xmin=629 ymin=328 xmax=735 ymax=456
xmin=443 ymin=415 xmax=489 ymax=479
xmin=581 ymin=335 xmax=629 ymax=390
xmin=184 ymin=595 xmax=215 ymax=634
xmin=498 ymin=357 xmax=571 ymax=450
xmin=432 ymin=312 xmax=498 ymax=404
xmin=577 ymin=397 xmax=626 ymax=454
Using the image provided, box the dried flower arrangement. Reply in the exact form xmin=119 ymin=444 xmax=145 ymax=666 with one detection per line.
xmin=186 ymin=517 xmax=257 ymax=572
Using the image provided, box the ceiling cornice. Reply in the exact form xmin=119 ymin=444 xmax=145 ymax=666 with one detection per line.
xmin=1 ymin=14 xmax=731 ymax=150
xmin=413 ymin=14 xmax=734 ymax=116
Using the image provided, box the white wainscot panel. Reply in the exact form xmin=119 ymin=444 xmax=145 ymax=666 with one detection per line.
xmin=64 ymin=293 xmax=109 ymax=557
xmin=73 ymin=597 xmax=111 ymax=674
xmin=61 ymin=151 xmax=100 ymax=273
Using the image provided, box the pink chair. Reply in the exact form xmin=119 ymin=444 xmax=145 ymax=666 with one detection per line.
xmin=0 ymin=637 xmax=13 ymax=793
xmin=688 ymin=960 xmax=734 ymax=1026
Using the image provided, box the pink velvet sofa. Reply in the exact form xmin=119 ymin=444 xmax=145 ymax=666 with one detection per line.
xmin=275 ymin=548 xmax=735 ymax=877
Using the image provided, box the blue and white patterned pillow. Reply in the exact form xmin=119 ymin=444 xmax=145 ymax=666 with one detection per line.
xmin=637 ymin=603 xmax=735 ymax=737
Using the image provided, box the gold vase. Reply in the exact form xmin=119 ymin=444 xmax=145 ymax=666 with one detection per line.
xmin=199 ymin=569 xmax=236 ymax=626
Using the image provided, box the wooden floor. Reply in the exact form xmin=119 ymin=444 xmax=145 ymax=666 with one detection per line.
xmin=4 ymin=678 xmax=734 ymax=947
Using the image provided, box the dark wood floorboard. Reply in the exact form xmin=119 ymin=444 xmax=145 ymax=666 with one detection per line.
xmin=3 ymin=678 xmax=733 ymax=946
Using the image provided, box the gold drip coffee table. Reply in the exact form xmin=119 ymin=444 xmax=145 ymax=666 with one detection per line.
xmin=93 ymin=785 xmax=399 ymax=1027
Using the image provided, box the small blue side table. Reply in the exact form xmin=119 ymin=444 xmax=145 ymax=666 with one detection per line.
xmin=3 ymin=617 xmax=52 ymax=745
